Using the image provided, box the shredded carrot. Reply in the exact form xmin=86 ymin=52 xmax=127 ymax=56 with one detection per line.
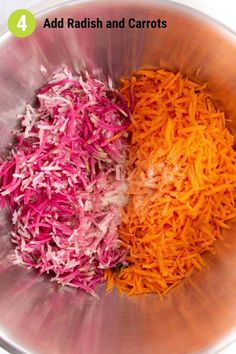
xmin=105 ymin=69 xmax=236 ymax=297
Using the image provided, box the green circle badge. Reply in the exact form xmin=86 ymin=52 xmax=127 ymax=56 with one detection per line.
xmin=8 ymin=9 xmax=36 ymax=38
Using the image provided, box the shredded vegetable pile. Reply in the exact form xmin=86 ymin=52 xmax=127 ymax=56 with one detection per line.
xmin=0 ymin=66 xmax=130 ymax=295
xmin=105 ymin=69 xmax=236 ymax=296
xmin=1 ymin=66 xmax=236 ymax=297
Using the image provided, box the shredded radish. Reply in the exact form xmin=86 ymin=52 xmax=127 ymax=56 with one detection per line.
xmin=0 ymin=66 xmax=130 ymax=295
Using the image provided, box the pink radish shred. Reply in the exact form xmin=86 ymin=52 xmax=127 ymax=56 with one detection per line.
xmin=0 ymin=66 xmax=130 ymax=295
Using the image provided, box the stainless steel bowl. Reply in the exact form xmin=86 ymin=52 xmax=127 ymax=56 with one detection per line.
xmin=0 ymin=1 xmax=236 ymax=353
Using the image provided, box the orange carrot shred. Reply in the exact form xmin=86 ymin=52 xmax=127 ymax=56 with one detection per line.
xmin=105 ymin=69 xmax=236 ymax=297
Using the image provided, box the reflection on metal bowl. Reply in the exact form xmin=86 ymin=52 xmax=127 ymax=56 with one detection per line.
xmin=0 ymin=1 xmax=236 ymax=353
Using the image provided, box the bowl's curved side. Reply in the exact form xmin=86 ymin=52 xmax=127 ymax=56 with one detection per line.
xmin=0 ymin=1 xmax=236 ymax=354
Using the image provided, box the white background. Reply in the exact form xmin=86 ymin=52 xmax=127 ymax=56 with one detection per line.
xmin=0 ymin=0 xmax=236 ymax=353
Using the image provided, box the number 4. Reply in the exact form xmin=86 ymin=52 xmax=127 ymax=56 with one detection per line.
xmin=17 ymin=15 xmax=27 ymax=32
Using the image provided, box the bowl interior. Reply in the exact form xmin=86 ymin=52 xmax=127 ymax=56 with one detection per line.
xmin=0 ymin=1 xmax=236 ymax=354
